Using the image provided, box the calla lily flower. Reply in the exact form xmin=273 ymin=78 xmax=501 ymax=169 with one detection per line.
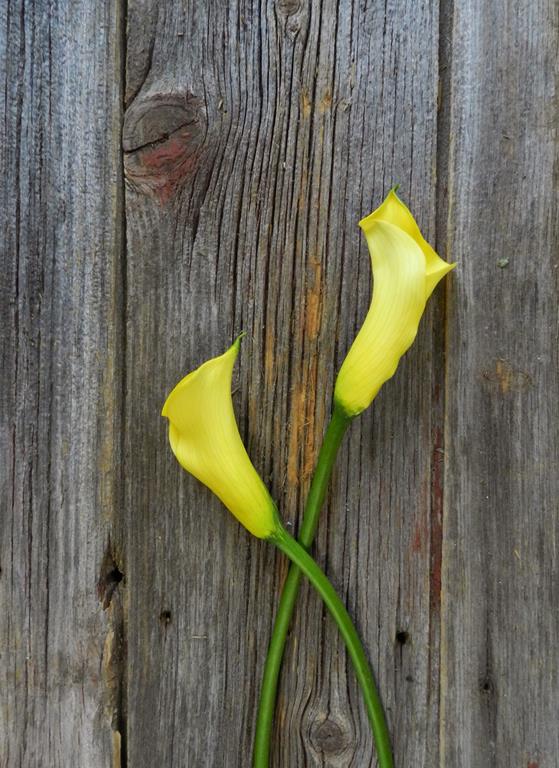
xmin=334 ymin=189 xmax=455 ymax=417
xmin=161 ymin=336 xmax=278 ymax=538
xmin=162 ymin=337 xmax=394 ymax=766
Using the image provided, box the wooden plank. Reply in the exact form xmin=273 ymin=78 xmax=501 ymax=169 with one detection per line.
xmin=441 ymin=1 xmax=559 ymax=765
xmin=0 ymin=2 xmax=125 ymax=765
xmin=123 ymin=0 xmax=444 ymax=764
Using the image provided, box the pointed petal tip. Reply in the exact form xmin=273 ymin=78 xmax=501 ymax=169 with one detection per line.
xmin=358 ymin=185 xmax=402 ymax=231
xmin=226 ymin=332 xmax=246 ymax=365
xmin=162 ymin=336 xmax=245 ymax=419
xmin=425 ymin=260 xmax=456 ymax=298
xmin=232 ymin=331 xmax=246 ymax=351
xmin=436 ymin=261 xmax=457 ymax=277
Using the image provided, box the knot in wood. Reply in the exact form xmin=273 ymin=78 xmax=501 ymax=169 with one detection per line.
xmin=97 ymin=544 xmax=124 ymax=610
xmin=276 ymin=0 xmax=301 ymax=16
xmin=480 ymin=675 xmax=495 ymax=695
xmin=309 ymin=716 xmax=350 ymax=757
xmin=123 ymin=93 xmax=206 ymax=203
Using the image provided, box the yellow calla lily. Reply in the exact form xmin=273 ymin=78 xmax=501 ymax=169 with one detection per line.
xmin=334 ymin=189 xmax=455 ymax=417
xmin=163 ymin=341 xmax=395 ymax=766
xmin=161 ymin=337 xmax=278 ymax=538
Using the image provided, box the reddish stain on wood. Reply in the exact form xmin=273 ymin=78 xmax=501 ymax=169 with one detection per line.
xmin=430 ymin=426 xmax=444 ymax=610
xmin=122 ymin=95 xmax=206 ymax=204
xmin=124 ymin=124 xmax=202 ymax=204
xmin=411 ymin=521 xmax=423 ymax=553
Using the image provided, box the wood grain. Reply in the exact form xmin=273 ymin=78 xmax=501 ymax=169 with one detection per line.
xmin=441 ymin=0 xmax=559 ymax=766
xmin=2 ymin=0 xmax=557 ymax=765
xmin=0 ymin=1 xmax=125 ymax=766
xmin=123 ymin=0 xmax=443 ymax=765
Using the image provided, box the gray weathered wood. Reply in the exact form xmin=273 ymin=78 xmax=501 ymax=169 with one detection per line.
xmin=0 ymin=1 xmax=125 ymax=765
xmin=441 ymin=0 xmax=559 ymax=766
xmin=3 ymin=0 xmax=558 ymax=766
xmin=123 ymin=0 xmax=443 ymax=765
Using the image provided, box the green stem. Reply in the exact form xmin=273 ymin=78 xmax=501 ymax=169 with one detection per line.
xmin=252 ymin=407 xmax=349 ymax=767
xmin=297 ymin=404 xmax=351 ymax=546
xmin=268 ymin=527 xmax=394 ymax=768
xmin=253 ymin=406 xmax=393 ymax=766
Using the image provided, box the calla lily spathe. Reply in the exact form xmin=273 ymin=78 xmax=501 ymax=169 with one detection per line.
xmin=161 ymin=337 xmax=278 ymax=539
xmin=334 ymin=189 xmax=455 ymax=417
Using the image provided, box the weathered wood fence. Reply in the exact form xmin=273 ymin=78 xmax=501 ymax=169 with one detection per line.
xmin=2 ymin=0 xmax=558 ymax=765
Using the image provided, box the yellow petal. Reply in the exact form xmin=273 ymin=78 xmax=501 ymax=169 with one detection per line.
xmin=360 ymin=188 xmax=455 ymax=298
xmin=334 ymin=191 xmax=455 ymax=418
xmin=162 ymin=337 xmax=278 ymax=539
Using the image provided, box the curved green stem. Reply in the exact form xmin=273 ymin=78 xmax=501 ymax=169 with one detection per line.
xmin=268 ymin=527 xmax=394 ymax=768
xmin=252 ymin=406 xmax=349 ymax=767
xmin=253 ymin=406 xmax=393 ymax=767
